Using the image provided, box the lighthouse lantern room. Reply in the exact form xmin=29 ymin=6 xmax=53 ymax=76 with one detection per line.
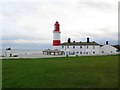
xmin=53 ymin=21 xmax=61 ymax=47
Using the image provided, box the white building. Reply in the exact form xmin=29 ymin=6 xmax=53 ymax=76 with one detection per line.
xmin=59 ymin=39 xmax=118 ymax=56
xmin=60 ymin=39 xmax=100 ymax=56
xmin=52 ymin=21 xmax=119 ymax=56
xmin=100 ymin=45 xmax=118 ymax=55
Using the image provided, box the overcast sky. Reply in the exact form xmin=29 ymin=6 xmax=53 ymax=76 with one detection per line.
xmin=0 ymin=0 xmax=119 ymax=49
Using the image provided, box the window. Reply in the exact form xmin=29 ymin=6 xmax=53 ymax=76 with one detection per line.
xmin=116 ymin=50 xmax=119 ymax=52
xmin=69 ymin=51 xmax=71 ymax=54
xmin=80 ymin=52 xmax=82 ymax=54
xmin=62 ymin=46 xmax=64 ymax=48
xmin=93 ymin=52 xmax=95 ymax=54
xmin=80 ymin=46 xmax=82 ymax=48
xmin=87 ymin=46 xmax=88 ymax=49
xmin=111 ymin=51 xmax=113 ymax=53
xmin=102 ymin=51 xmax=104 ymax=53
xmin=86 ymin=52 xmax=88 ymax=54
xmin=73 ymin=51 xmax=75 ymax=55
xmin=54 ymin=26 xmax=56 ymax=30
xmin=73 ymin=46 xmax=75 ymax=49
xmin=67 ymin=46 xmax=69 ymax=48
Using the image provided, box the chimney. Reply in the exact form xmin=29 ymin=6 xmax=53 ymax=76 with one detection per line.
xmin=68 ymin=38 xmax=71 ymax=43
xmin=87 ymin=37 xmax=89 ymax=43
xmin=106 ymin=41 xmax=108 ymax=45
xmin=73 ymin=41 xmax=75 ymax=43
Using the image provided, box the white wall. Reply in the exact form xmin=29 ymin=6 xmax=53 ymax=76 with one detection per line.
xmin=53 ymin=32 xmax=60 ymax=40
xmin=5 ymin=50 xmax=12 ymax=57
xmin=60 ymin=45 xmax=100 ymax=56
xmin=53 ymin=45 xmax=118 ymax=56
xmin=100 ymin=45 xmax=118 ymax=55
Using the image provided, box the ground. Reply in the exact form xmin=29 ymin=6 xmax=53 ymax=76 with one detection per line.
xmin=2 ymin=55 xmax=118 ymax=88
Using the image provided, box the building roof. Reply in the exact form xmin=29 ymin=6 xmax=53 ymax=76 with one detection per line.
xmin=60 ymin=42 xmax=100 ymax=46
xmin=112 ymin=45 xmax=120 ymax=50
xmin=43 ymin=49 xmax=63 ymax=52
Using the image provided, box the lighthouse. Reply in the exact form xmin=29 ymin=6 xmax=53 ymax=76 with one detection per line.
xmin=53 ymin=21 xmax=61 ymax=47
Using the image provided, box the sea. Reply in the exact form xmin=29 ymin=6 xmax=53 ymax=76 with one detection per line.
xmin=0 ymin=49 xmax=44 ymax=58
xmin=1 ymin=49 xmax=43 ymax=55
xmin=0 ymin=49 xmax=64 ymax=58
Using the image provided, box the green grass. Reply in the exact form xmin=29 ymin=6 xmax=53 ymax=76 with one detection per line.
xmin=0 ymin=60 xmax=2 ymax=89
xmin=2 ymin=55 xmax=118 ymax=88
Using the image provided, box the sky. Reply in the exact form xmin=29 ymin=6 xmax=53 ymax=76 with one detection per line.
xmin=0 ymin=0 xmax=119 ymax=49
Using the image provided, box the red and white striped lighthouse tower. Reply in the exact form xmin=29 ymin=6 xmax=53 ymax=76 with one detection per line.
xmin=53 ymin=21 xmax=61 ymax=46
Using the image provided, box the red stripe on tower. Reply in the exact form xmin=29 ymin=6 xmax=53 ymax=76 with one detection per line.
xmin=53 ymin=40 xmax=61 ymax=46
xmin=53 ymin=21 xmax=61 ymax=46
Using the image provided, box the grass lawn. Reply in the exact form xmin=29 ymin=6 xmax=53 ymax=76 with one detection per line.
xmin=0 ymin=60 xmax=2 ymax=89
xmin=2 ymin=55 xmax=118 ymax=88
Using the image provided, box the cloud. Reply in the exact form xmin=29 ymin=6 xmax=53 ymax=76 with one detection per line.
xmin=2 ymin=34 xmax=52 ymax=44
xmin=1 ymin=0 xmax=118 ymax=49
xmin=2 ymin=42 xmax=52 ymax=49
xmin=79 ymin=1 xmax=113 ymax=11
